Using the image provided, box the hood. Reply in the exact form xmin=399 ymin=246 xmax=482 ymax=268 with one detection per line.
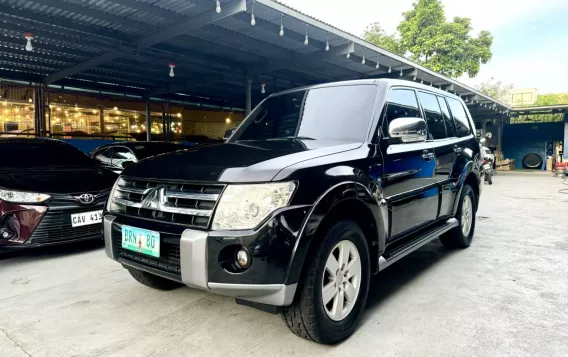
xmin=122 ymin=139 xmax=362 ymax=182
xmin=0 ymin=166 xmax=118 ymax=194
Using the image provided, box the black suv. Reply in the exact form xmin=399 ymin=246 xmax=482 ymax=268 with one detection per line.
xmin=103 ymin=79 xmax=482 ymax=344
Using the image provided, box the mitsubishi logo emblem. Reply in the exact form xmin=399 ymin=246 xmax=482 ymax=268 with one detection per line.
xmin=77 ymin=193 xmax=95 ymax=204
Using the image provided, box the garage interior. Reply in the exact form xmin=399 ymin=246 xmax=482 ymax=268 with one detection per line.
xmin=0 ymin=0 xmax=565 ymax=170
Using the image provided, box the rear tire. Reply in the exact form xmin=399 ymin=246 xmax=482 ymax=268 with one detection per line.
xmin=487 ymin=174 xmax=493 ymax=185
xmin=127 ymin=268 xmax=182 ymax=290
xmin=281 ymin=220 xmax=370 ymax=344
xmin=440 ymin=184 xmax=476 ymax=249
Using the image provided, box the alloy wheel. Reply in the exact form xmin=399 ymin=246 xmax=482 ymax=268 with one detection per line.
xmin=461 ymin=195 xmax=473 ymax=236
xmin=321 ymin=240 xmax=362 ymax=321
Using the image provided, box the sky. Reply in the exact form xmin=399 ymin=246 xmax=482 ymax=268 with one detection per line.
xmin=279 ymin=0 xmax=568 ymax=94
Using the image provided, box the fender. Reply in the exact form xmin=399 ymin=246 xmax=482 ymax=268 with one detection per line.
xmin=451 ymin=160 xmax=480 ymax=215
xmin=284 ymin=181 xmax=388 ymax=285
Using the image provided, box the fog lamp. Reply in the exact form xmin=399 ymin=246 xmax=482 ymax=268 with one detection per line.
xmin=236 ymin=249 xmax=251 ymax=268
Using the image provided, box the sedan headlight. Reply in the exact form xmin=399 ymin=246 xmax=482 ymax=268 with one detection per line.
xmin=212 ymin=182 xmax=296 ymax=230
xmin=0 ymin=190 xmax=51 ymax=203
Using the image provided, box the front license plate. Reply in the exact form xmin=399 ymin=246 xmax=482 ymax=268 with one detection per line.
xmin=121 ymin=225 xmax=160 ymax=258
xmin=71 ymin=210 xmax=103 ymax=227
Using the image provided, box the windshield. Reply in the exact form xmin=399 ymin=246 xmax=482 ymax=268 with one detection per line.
xmin=0 ymin=141 xmax=97 ymax=168
xmin=231 ymin=85 xmax=377 ymax=142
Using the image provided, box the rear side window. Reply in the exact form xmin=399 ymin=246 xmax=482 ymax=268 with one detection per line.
xmin=437 ymin=97 xmax=457 ymax=138
xmin=417 ymin=92 xmax=446 ymax=140
xmin=383 ymin=89 xmax=422 ymax=136
xmin=446 ymin=98 xmax=471 ymax=137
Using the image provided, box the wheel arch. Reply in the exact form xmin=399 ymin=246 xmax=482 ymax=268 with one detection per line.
xmin=452 ymin=161 xmax=480 ymax=215
xmin=284 ymin=181 xmax=387 ymax=285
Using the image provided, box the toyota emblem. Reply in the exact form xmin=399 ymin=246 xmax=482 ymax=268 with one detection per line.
xmin=77 ymin=193 xmax=95 ymax=204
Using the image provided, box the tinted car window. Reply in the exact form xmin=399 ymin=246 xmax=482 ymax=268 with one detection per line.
xmin=383 ymin=89 xmax=422 ymax=136
xmin=232 ymin=85 xmax=377 ymax=142
xmin=95 ymin=148 xmax=113 ymax=165
xmin=111 ymin=147 xmax=136 ymax=167
xmin=1 ymin=141 xmax=96 ymax=168
xmin=437 ymin=97 xmax=457 ymax=138
xmin=417 ymin=92 xmax=446 ymax=140
xmin=446 ymin=98 xmax=471 ymax=137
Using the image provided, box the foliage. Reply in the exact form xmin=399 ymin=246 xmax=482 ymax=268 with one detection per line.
xmin=510 ymin=93 xmax=568 ymax=124
xmin=362 ymin=23 xmax=405 ymax=57
xmin=474 ymin=77 xmax=513 ymax=103
xmin=362 ymin=0 xmax=493 ymax=78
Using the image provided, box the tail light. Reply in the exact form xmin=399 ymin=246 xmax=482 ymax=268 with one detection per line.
xmin=482 ymin=159 xmax=487 ymax=165
xmin=0 ymin=201 xmax=47 ymax=245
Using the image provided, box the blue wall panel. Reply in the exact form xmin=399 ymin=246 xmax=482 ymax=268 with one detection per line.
xmin=502 ymin=121 xmax=565 ymax=169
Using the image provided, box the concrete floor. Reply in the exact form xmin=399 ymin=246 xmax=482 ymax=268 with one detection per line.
xmin=1 ymin=172 xmax=567 ymax=357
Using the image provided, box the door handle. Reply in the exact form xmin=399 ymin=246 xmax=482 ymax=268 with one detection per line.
xmin=453 ymin=145 xmax=462 ymax=154
xmin=422 ymin=150 xmax=434 ymax=160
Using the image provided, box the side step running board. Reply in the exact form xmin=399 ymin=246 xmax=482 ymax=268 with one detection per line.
xmin=378 ymin=218 xmax=458 ymax=272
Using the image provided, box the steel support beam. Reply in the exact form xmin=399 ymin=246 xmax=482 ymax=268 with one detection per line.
xmin=146 ymin=100 xmax=152 ymax=141
xmin=43 ymin=0 xmax=247 ymax=84
xmin=246 ymin=79 xmax=252 ymax=115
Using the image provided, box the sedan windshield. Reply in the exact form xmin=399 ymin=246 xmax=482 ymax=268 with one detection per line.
xmin=230 ymin=85 xmax=377 ymax=142
xmin=0 ymin=141 xmax=97 ymax=168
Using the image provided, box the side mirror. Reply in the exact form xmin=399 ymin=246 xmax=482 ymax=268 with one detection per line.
xmin=120 ymin=160 xmax=135 ymax=169
xmin=223 ymin=128 xmax=235 ymax=140
xmin=389 ymin=117 xmax=427 ymax=143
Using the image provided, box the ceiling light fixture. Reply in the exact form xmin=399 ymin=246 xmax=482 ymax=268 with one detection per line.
xmin=250 ymin=1 xmax=256 ymax=26
xmin=325 ymin=32 xmax=330 ymax=51
xmin=279 ymin=15 xmax=284 ymax=36
xmin=399 ymin=70 xmax=403 ymax=77
xmin=168 ymin=62 xmax=175 ymax=77
xmin=304 ymin=25 xmax=309 ymax=45
xmin=388 ymin=66 xmax=391 ymax=73
xmin=261 ymin=82 xmax=266 ymax=94
xmin=216 ymin=0 xmax=221 ymax=13
xmin=23 ymin=32 xmax=33 ymax=52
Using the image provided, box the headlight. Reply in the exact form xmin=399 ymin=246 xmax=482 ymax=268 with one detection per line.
xmin=0 ymin=190 xmax=51 ymax=203
xmin=212 ymin=182 xmax=296 ymax=230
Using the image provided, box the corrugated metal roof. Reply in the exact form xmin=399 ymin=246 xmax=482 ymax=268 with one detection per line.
xmin=0 ymin=0 xmax=511 ymax=115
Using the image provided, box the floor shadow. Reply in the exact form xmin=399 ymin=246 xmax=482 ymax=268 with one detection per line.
xmin=363 ymin=239 xmax=457 ymax=321
xmin=0 ymin=239 xmax=104 ymax=263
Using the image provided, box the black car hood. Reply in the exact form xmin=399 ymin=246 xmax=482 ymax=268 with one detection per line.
xmin=123 ymin=140 xmax=362 ymax=182
xmin=0 ymin=166 xmax=117 ymax=194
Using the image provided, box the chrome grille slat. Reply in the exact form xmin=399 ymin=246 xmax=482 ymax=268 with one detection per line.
xmin=164 ymin=191 xmax=219 ymax=201
xmin=112 ymin=178 xmax=224 ymax=228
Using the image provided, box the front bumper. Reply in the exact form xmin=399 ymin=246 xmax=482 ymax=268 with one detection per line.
xmin=104 ymin=206 xmax=309 ymax=306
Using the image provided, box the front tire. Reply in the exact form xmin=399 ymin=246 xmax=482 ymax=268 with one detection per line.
xmin=440 ymin=184 xmax=476 ymax=249
xmin=127 ymin=268 xmax=182 ymax=290
xmin=281 ymin=220 xmax=370 ymax=344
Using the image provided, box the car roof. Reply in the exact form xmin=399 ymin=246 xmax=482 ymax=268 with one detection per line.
xmin=94 ymin=141 xmax=185 ymax=150
xmin=270 ymin=78 xmax=464 ymax=102
xmin=0 ymin=137 xmax=67 ymax=145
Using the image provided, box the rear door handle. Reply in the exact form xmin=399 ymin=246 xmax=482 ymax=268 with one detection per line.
xmin=422 ymin=150 xmax=434 ymax=160
xmin=453 ymin=145 xmax=462 ymax=154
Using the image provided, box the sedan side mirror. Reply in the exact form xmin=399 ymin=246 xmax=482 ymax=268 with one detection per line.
xmin=223 ymin=128 xmax=235 ymax=140
xmin=120 ymin=160 xmax=135 ymax=169
xmin=389 ymin=117 xmax=427 ymax=143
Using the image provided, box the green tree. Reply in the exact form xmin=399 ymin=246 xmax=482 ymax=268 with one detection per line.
xmin=362 ymin=23 xmax=405 ymax=57
xmin=474 ymin=77 xmax=513 ymax=103
xmin=363 ymin=0 xmax=493 ymax=78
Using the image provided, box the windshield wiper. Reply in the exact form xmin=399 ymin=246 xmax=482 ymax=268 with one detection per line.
xmin=266 ymin=136 xmax=316 ymax=141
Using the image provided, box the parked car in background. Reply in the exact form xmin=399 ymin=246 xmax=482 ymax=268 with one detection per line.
xmin=0 ymin=138 xmax=117 ymax=255
xmin=89 ymin=141 xmax=188 ymax=174
xmin=103 ymin=79 xmax=482 ymax=344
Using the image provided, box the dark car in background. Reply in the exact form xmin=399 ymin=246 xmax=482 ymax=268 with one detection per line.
xmin=0 ymin=138 xmax=117 ymax=254
xmin=89 ymin=141 xmax=189 ymax=174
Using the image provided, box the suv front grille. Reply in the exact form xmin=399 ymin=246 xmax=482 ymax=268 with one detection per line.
xmin=112 ymin=177 xmax=224 ymax=228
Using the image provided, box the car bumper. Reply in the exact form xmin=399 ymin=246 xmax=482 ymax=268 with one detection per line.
xmin=104 ymin=206 xmax=309 ymax=306
xmin=1 ymin=235 xmax=101 ymax=250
